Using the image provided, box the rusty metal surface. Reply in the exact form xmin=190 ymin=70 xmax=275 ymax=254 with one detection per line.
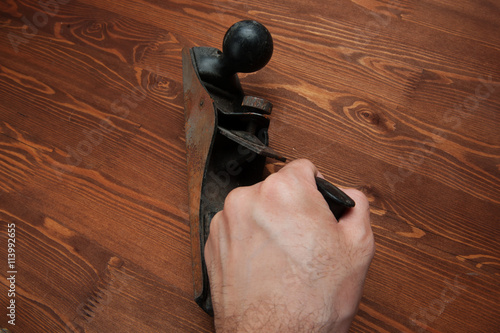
xmin=241 ymin=96 xmax=273 ymax=114
xmin=182 ymin=47 xmax=216 ymax=303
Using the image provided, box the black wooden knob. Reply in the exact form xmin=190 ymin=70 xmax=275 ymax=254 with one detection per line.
xmin=222 ymin=20 xmax=273 ymax=74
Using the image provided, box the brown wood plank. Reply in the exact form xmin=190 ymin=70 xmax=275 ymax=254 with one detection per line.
xmin=1 ymin=0 xmax=499 ymax=332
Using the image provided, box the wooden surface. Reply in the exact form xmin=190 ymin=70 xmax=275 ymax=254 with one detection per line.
xmin=0 ymin=0 xmax=499 ymax=332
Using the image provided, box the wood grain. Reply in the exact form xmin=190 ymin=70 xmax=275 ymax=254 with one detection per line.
xmin=1 ymin=0 xmax=499 ymax=332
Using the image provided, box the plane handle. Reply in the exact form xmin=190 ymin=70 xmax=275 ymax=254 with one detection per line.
xmin=315 ymin=177 xmax=355 ymax=220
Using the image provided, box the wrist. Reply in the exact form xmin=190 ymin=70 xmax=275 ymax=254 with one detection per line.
xmin=214 ymin=300 xmax=347 ymax=333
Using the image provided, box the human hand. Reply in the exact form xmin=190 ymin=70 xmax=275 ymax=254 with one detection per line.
xmin=204 ymin=159 xmax=375 ymax=332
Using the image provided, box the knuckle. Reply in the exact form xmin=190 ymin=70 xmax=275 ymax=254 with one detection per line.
xmin=220 ymin=186 xmax=255 ymax=227
xmin=290 ymin=158 xmax=315 ymax=170
xmin=259 ymin=173 xmax=292 ymax=200
xmin=223 ymin=186 xmax=247 ymax=210
xmin=208 ymin=211 xmax=223 ymax=235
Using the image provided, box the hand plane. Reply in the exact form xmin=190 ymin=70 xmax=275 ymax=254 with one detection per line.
xmin=182 ymin=20 xmax=355 ymax=316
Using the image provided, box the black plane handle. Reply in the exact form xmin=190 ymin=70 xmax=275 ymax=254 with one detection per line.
xmin=315 ymin=177 xmax=355 ymax=220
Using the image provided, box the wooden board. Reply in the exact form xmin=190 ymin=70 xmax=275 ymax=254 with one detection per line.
xmin=0 ymin=0 xmax=499 ymax=332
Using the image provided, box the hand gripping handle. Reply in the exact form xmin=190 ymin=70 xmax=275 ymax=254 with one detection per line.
xmin=315 ymin=177 xmax=355 ymax=220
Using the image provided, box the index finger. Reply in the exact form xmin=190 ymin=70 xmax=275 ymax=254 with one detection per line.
xmin=276 ymin=159 xmax=319 ymax=187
